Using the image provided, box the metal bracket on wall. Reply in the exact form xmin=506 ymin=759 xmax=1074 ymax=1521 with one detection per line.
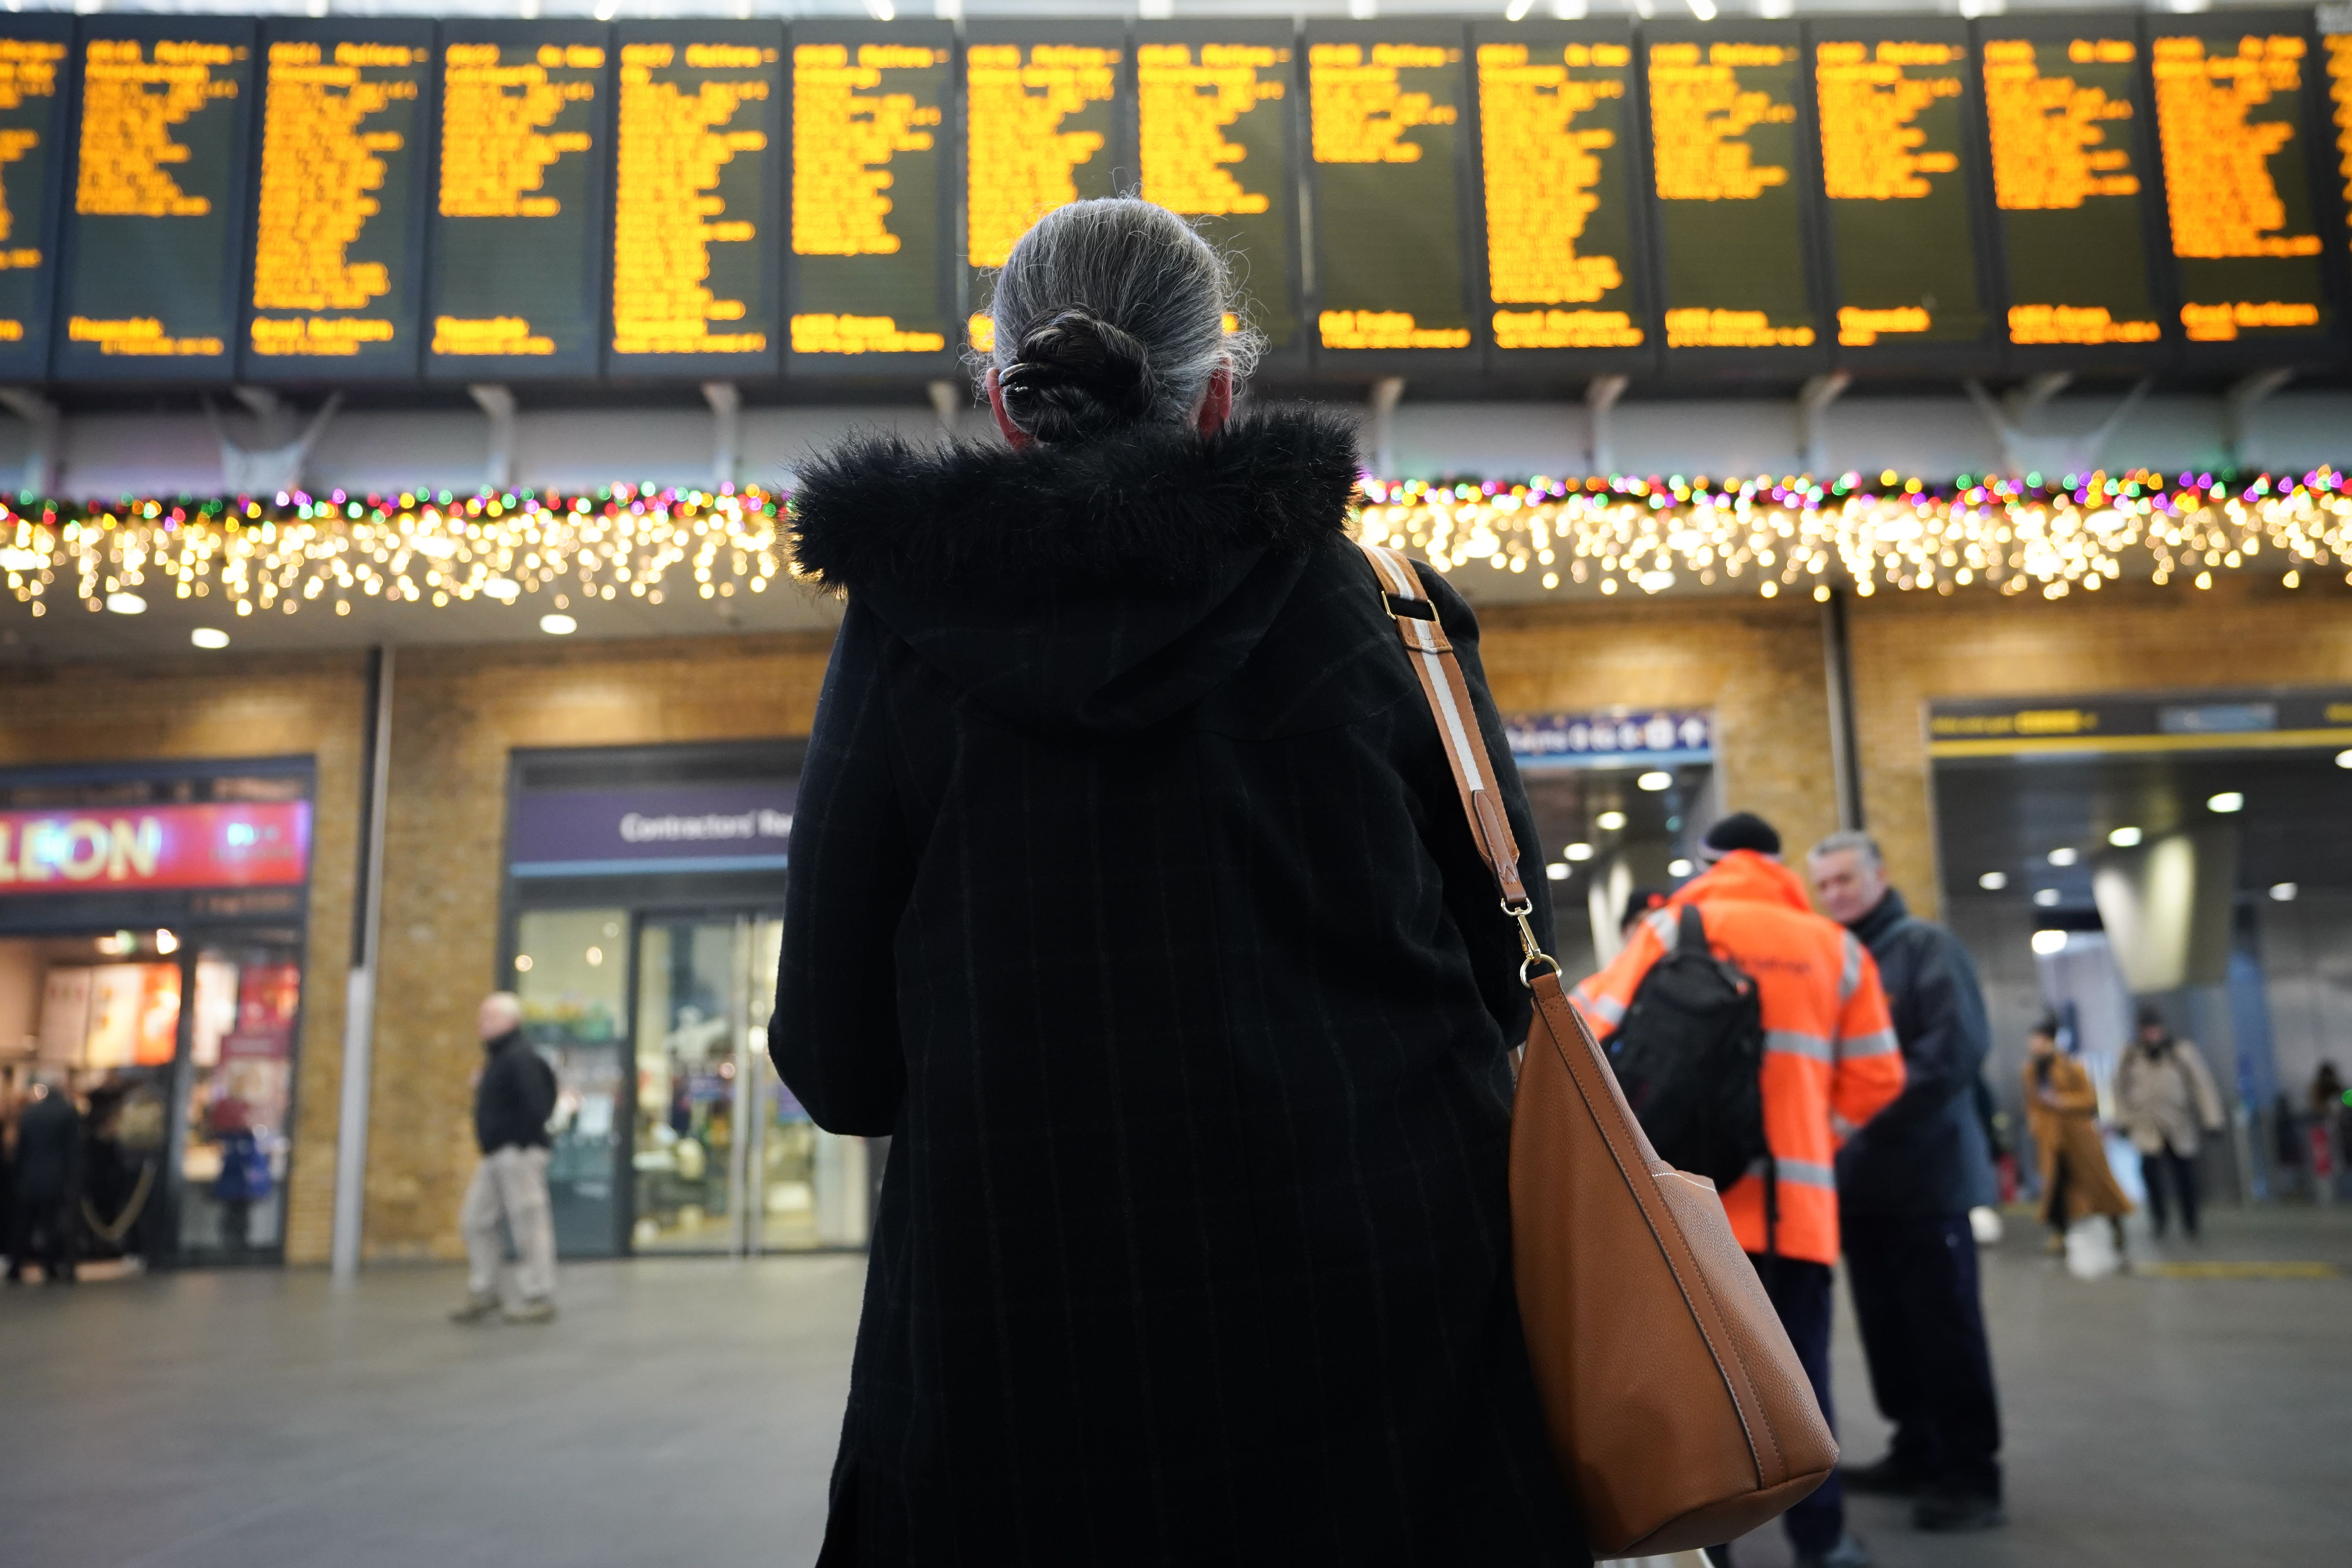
xmin=704 ymin=380 xmax=741 ymax=488
xmin=0 ymin=387 xmax=60 ymax=494
xmin=927 ymin=378 xmax=962 ymax=437
xmin=1368 ymin=375 xmax=1405 ymax=478
xmin=1584 ymin=374 xmax=1628 ymax=477
xmin=468 ymin=383 xmax=517 ymax=491
xmin=2223 ymin=368 xmax=2294 ymax=474
xmin=1965 ymin=373 xmax=2149 ymax=479
xmin=206 ymin=388 xmax=342 ymax=496
xmin=1796 ymin=371 xmax=1851 ymax=477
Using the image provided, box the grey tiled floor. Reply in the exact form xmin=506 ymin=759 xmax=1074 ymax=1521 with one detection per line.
xmin=2 ymin=1210 xmax=2346 ymax=1567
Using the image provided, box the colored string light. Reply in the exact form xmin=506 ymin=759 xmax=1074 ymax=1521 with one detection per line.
xmin=2 ymin=469 xmax=2346 ymax=620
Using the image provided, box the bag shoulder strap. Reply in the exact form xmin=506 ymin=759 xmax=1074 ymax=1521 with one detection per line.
xmin=1356 ymin=540 xmax=1555 ymax=985
xmin=1677 ymin=903 xmax=1707 ymax=955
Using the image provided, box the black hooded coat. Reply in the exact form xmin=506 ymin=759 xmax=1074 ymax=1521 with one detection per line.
xmin=774 ymin=409 xmax=1585 ymax=1566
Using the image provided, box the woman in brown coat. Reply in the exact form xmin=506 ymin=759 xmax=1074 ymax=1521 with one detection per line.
xmin=2023 ymin=1018 xmax=2133 ymax=1253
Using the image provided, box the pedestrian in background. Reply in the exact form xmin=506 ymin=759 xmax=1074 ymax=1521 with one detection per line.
xmin=2114 ymin=1005 xmax=2224 ymax=1240
xmin=450 ymin=992 xmax=558 ymax=1324
xmin=776 ymin=198 xmax=1583 ymax=1564
xmin=1806 ymin=831 xmax=2006 ymax=1536
xmin=2022 ymin=1017 xmax=2131 ymax=1253
xmin=5 ymin=1072 xmax=81 ymax=1286
xmin=1578 ymin=812 xmax=1905 ymax=1568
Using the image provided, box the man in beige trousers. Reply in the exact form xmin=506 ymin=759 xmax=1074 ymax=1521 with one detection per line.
xmin=451 ymin=992 xmax=560 ymax=1323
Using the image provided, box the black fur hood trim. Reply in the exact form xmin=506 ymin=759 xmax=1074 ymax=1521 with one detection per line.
xmin=788 ymin=407 xmax=1362 ymax=594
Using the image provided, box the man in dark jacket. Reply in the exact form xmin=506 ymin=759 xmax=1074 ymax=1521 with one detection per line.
xmin=451 ymin=992 xmax=559 ymax=1324
xmin=6 ymin=1073 xmax=81 ymax=1285
xmin=1809 ymin=832 xmax=2005 ymax=1534
xmin=6 ymin=1081 xmax=81 ymax=1288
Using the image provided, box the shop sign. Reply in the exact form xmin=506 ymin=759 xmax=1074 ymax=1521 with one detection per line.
xmin=508 ymin=782 xmax=797 ymax=878
xmin=0 ymin=801 xmax=311 ymax=893
xmin=1507 ymin=710 xmax=1713 ymax=770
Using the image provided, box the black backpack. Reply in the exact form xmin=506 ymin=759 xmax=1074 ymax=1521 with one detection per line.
xmin=1607 ymin=905 xmax=1774 ymax=1234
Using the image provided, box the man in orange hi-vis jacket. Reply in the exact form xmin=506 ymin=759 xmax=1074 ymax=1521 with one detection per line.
xmin=1573 ymin=812 xmax=1903 ymax=1568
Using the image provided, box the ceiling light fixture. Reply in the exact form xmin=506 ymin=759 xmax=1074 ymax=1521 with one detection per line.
xmin=1596 ymin=810 xmax=1628 ymax=832
xmin=2107 ymin=826 xmax=2142 ymax=847
xmin=2048 ymin=847 xmax=2078 ymax=866
xmin=1505 ymin=0 xmax=1534 ymax=19
xmin=1637 ymin=770 xmax=1673 ymax=792
xmin=2033 ymin=888 xmax=2061 ymax=907
xmin=2031 ymin=929 xmax=2069 ymax=955
xmin=190 ymin=627 xmax=230 ymax=649
xmin=539 ymin=613 xmax=577 ymax=635
xmin=105 ymin=591 xmax=146 ymax=615
xmin=2336 ymin=749 xmax=2352 ymax=770
xmin=2207 ymin=791 xmax=2244 ymax=813
xmin=1977 ymin=871 xmax=2008 ymax=891
xmin=1564 ymin=842 xmax=1595 ymax=862
xmin=1668 ymin=858 xmax=1694 ymax=877
xmin=1545 ymin=863 xmax=1569 ymax=881
xmin=2270 ymin=882 xmax=2298 ymax=902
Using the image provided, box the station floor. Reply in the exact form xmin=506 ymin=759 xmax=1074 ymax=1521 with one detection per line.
xmin=2 ymin=1207 xmax=2346 ymax=1568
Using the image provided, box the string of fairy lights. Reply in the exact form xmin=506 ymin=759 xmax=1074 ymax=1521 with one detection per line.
xmin=2 ymin=468 xmax=2348 ymax=621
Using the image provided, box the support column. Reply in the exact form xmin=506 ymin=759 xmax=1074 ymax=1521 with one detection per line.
xmin=1796 ymin=370 xmax=1851 ymax=477
xmin=0 ymin=388 xmax=60 ymax=494
xmin=468 ymin=384 xmax=516 ymax=491
xmin=1367 ymin=377 xmax=1405 ymax=477
xmin=703 ymin=381 xmax=741 ymax=488
xmin=332 ymin=646 xmax=395 ymax=1282
xmin=1820 ymin=588 xmax=1864 ymax=831
xmin=1584 ymin=373 xmax=1627 ymax=476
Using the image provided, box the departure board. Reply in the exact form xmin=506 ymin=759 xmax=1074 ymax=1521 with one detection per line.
xmin=2149 ymin=17 xmax=2333 ymax=351
xmin=2331 ymin=28 xmax=2352 ymax=264
xmin=1978 ymin=24 xmax=2165 ymax=355
xmin=1134 ymin=20 xmax=1302 ymax=360
xmin=243 ymin=19 xmax=434 ymax=380
xmin=1645 ymin=23 xmax=1824 ymax=366
xmin=55 ymin=17 xmax=257 ymax=382
xmin=1304 ymin=22 xmax=1479 ymax=366
xmin=1472 ymin=21 xmax=1648 ymax=366
xmin=786 ymin=20 xmax=955 ymax=373
xmin=608 ymin=21 xmax=783 ymax=379
xmin=1810 ymin=20 xmax=1995 ymax=360
xmin=0 ymin=15 xmax=70 ymax=383
xmin=964 ymin=22 xmax=1130 ymax=353
xmin=425 ymin=21 xmax=610 ymax=380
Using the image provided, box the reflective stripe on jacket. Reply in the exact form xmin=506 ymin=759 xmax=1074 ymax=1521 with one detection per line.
xmin=1570 ymin=850 xmax=1905 ymax=1264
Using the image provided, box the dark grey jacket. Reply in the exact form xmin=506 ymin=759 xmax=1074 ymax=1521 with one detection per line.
xmin=1835 ymin=888 xmax=1999 ymax=1217
xmin=11 ymin=1090 xmax=81 ymax=1202
xmin=775 ymin=410 xmax=1586 ymax=1566
xmin=473 ymin=1031 xmax=555 ymax=1155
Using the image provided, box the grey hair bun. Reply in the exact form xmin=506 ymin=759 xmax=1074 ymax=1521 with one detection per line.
xmin=998 ymin=309 xmax=1160 ymax=446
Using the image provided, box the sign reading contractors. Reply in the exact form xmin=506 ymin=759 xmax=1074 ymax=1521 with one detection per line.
xmin=0 ymin=801 xmax=311 ymax=893
xmin=506 ymin=783 xmax=797 ymax=878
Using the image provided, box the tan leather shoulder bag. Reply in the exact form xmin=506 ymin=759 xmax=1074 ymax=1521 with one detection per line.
xmin=1358 ymin=540 xmax=1837 ymax=1558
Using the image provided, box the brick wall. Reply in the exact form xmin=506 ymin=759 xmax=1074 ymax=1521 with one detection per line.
xmin=0 ymin=652 xmax=369 ymax=1264
xmin=363 ymin=630 xmax=835 ymax=1259
xmin=1475 ymin=594 xmax=1842 ymax=871
xmin=1847 ymin=577 xmax=2352 ymax=921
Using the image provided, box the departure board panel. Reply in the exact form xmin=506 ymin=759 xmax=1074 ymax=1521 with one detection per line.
xmin=1134 ymin=20 xmax=1302 ymax=359
xmin=1645 ymin=23 xmax=1824 ymax=366
xmin=2149 ymin=17 xmax=2333 ymax=351
xmin=425 ymin=21 xmax=610 ymax=380
xmin=608 ymin=21 xmax=782 ymax=379
xmin=1304 ymin=21 xmax=1479 ymax=366
xmin=1978 ymin=23 xmax=2165 ymax=355
xmin=1809 ymin=19 xmax=1995 ymax=360
xmin=964 ymin=22 xmax=1129 ymax=352
xmin=243 ymin=19 xmax=434 ymax=380
xmin=786 ymin=21 xmax=954 ymax=373
xmin=0 ymin=15 xmax=70 ymax=383
xmin=1472 ymin=20 xmax=1650 ymax=365
xmin=55 ymin=17 xmax=257 ymax=381
xmin=2331 ymin=29 xmax=2352 ymax=264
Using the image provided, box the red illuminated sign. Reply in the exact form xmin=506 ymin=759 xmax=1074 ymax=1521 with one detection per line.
xmin=0 ymin=802 xmax=311 ymax=893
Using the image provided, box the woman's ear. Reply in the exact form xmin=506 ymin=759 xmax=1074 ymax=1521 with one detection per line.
xmin=985 ymin=368 xmax=1032 ymax=450
xmin=1195 ymin=362 xmax=1234 ymax=438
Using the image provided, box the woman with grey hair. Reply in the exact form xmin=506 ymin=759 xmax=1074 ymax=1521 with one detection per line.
xmin=778 ymin=198 xmax=1582 ymax=1564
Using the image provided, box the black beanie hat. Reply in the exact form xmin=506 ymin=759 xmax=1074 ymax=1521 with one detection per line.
xmin=1702 ymin=811 xmax=1782 ymax=857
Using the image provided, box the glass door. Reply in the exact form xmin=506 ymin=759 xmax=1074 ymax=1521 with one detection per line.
xmin=630 ymin=911 xmax=871 ymax=1255
xmin=511 ymin=908 xmax=630 ymax=1257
